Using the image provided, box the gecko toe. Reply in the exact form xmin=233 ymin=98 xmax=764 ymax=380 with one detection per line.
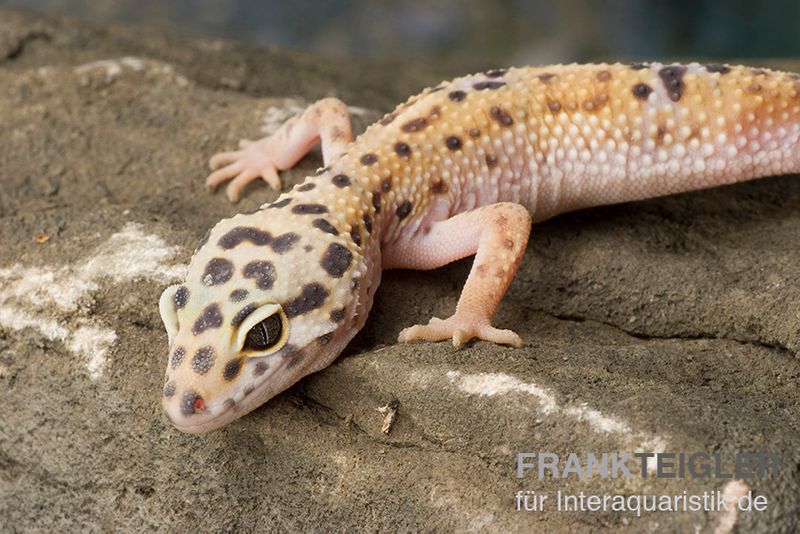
xmin=209 ymin=150 xmax=243 ymax=170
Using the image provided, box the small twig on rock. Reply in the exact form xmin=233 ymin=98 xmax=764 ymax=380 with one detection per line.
xmin=377 ymin=399 xmax=400 ymax=434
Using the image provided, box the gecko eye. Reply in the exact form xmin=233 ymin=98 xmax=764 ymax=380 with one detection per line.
xmin=243 ymin=314 xmax=283 ymax=352
xmin=236 ymin=303 xmax=287 ymax=355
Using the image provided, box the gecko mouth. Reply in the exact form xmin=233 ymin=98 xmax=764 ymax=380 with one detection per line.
xmin=166 ymin=356 xmax=292 ymax=434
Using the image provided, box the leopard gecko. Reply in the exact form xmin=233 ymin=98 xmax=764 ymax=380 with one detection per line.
xmin=160 ymin=62 xmax=800 ymax=433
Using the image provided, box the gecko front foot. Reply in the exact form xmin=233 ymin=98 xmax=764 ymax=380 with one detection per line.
xmin=205 ymin=98 xmax=354 ymax=203
xmin=206 ymin=138 xmax=283 ymax=203
xmin=398 ymin=314 xmax=523 ymax=348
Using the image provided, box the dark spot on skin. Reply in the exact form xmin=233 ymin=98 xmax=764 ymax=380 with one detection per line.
xmin=396 ymin=200 xmax=412 ymax=220
xmin=269 ymin=198 xmax=292 ymax=209
xmin=486 ymin=68 xmax=506 ymax=78
xmin=253 ymin=361 xmax=269 ymax=376
xmin=196 ymin=229 xmax=211 ymax=251
xmin=469 ymin=128 xmax=480 ymax=137
xmin=297 ymin=182 xmax=315 ymax=192
xmin=656 ymin=124 xmax=667 ymax=143
xmin=431 ymin=180 xmax=448 ymax=194
xmin=394 ymin=142 xmax=412 ymax=158
xmin=658 ymin=65 xmax=687 ymax=102
xmin=282 ymin=345 xmax=304 ymax=369
xmin=331 ymin=308 xmax=346 ymax=322
xmin=332 ymin=174 xmax=351 ymax=187
xmin=429 ymin=106 xmax=442 ymax=120
xmin=448 ymin=90 xmax=466 ymax=102
xmin=223 ymin=399 xmax=236 ymax=410
xmin=313 ymin=218 xmax=338 ymax=235
xmin=473 ymin=81 xmax=505 ymax=90
xmin=379 ymin=112 xmax=397 ymax=125
xmin=181 ymin=390 xmax=202 ymax=416
xmin=218 ymin=227 xmax=272 ymax=249
xmin=632 ymin=83 xmax=652 ymax=100
xmin=203 ymin=258 xmax=234 ymax=286
xmin=538 ymin=73 xmax=556 ymax=84
xmin=364 ymin=215 xmax=372 ymax=234
xmin=402 ymin=117 xmax=429 ymax=132
xmin=229 ymin=288 xmax=248 ymax=302
xmin=350 ymin=226 xmax=361 ymax=246
xmin=284 ymin=283 xmax=329 ymax=318
xmin=705 ymin=63 xmax=730 ymax=74
xmin=192 ymin=304 xmax=223 ymax=335
xmin=314 ymin=166 xmax=329 ymax=176
xmin=445 ymin=135 xmax=462 ymax=150
xmin=485 ymin=154 xmax=498 ymax=169
xmin=547 ymin=100 xmax=561 ymax=112
xmin=173 ymin=286 xmax=188 ymax=309
xmin=321 ymin=243 xmax=353 ymax=278
xmin=504 ymin=238 xmax=514 ymax=250
xmin=242 ymin=205 xmax=263 ymax=215
xmin=381 ymin=177 xmax=392 ymax=192
xmin=244 ymin=386 xmax=254 ymax=396
xmin=351 ymin=278 xmax=360 ymax=293
xmin=243 ymin=261 xmax=276 ymax=290
xmin=490 ymin=106 xmax=513 ymax=126
xmin=372 ymin=191 xmax=381 ymax=213
xmin=191 ymin=346 xmax=215 ymax=375
xmin=271 ymin=233 xmax=299 ymax=254
xmin=629 ymin=62 xmax=649 ymax=70
xmin=596 ymin=70 xmax=612 ymax=81
xmin=223 ymin=358 xmax=242 ymax=381
xmin=231 ymin=303 xmax=257 ymax=327
xmin=304 ymin=245 xmax=313 ymax=252
xmin=747 ymin=82 xmax=762 ymax=94
xmin=170 ymin=347 xmax=185 ymax=369
xmin=476 ymin=264 xmax=488 ymax=278
xmin=317 ymin=332 xmax=334 ymax=346
xmin=360 ymin=153 xmax=378 ymax=166
xmin=163 ymin=381 xmax=176 ymax=398
xmin=292 ymin=203 xmax=327 ymax=214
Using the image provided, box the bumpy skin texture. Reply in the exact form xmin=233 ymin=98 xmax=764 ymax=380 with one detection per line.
xmin=160 ymin=62 xmax=800 ymax=433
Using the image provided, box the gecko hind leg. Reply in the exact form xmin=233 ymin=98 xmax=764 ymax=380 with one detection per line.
xmin=206 ymin=97 xmax=354 ymax=202
xmin=384 ymin=202 xmax=532 ymax=348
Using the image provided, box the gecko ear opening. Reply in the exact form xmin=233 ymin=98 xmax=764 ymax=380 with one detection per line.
xmin=236 ymin=303 xmax=288 ymax=356
xmin=159 ymin=285 xmax=181 ymax=345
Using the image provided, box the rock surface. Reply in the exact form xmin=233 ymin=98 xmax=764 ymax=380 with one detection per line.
xmin=1 ymin=7 xmax=799 ymax=533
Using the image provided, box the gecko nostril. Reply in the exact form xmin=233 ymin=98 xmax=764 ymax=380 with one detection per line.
xmin=180 ymin=390 xmax=206 ymax=416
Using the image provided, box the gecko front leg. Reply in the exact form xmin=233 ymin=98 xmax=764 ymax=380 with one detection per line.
xmin=206 ymin=97 xmax=354 ymax=201
xmin=385 ymin=202 xmax=531 ymax=348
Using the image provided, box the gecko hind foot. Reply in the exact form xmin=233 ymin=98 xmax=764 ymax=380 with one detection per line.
xmin=398 ymin=315 xmax=523 ymax=348
xmin=206 ymin=138 xmax=282 ymax=202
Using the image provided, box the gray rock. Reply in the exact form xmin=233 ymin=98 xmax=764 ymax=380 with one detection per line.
xmin=1 ymin=7 xmax=798 ymax=533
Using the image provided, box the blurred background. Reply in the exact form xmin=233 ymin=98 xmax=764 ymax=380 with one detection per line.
xmin=1 ymin=0 xmax=799 ymax=70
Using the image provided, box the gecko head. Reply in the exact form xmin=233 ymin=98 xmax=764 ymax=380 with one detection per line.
xmin=158 ymin=197 xmax=369 ymax=433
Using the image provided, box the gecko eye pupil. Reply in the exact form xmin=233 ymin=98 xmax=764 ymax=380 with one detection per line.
xmin=244 ymin=314 xmax=283 ymax=352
